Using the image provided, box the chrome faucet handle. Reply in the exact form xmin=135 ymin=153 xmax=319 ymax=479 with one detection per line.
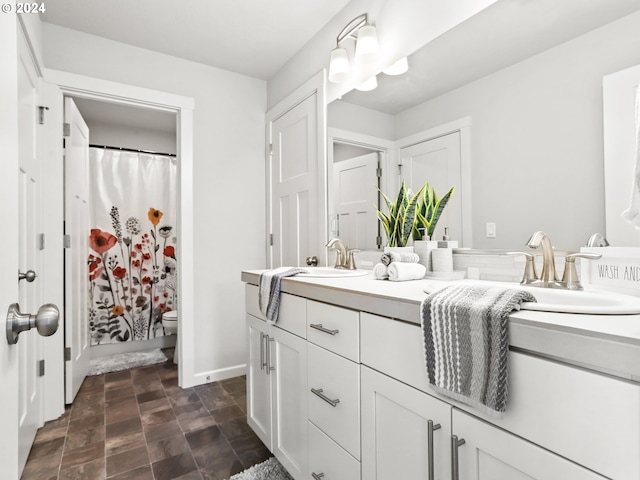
xmin=506 ymin=252 xmax=538 ymax=284
xmin=561 ymin=252 xmax=602 ymax=290
xmin=346 ymin=249 xmax=361 ymax=270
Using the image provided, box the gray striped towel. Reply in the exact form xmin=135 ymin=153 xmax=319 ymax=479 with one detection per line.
xmin=420 ymin=284 xmax=536 ymax=416
xmin=258 ymin=267 xmax=308 ymax=323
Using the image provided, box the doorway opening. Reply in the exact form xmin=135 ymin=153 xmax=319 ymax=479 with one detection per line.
xmin=47 ymin=69 xmax=195 ymax=405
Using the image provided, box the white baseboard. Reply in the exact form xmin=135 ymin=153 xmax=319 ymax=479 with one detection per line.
xmin=181 ymin=363 xmax=247 ymax=389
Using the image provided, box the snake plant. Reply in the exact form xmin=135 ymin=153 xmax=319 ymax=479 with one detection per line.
xmin=413 ymin=183 xmax=455 ymax=241
xmin=376 ymin=180 xmax=427 ymax=247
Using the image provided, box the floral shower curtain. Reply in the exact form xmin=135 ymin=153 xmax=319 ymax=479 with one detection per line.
xmin=88 ymin=147 xmax=177 ymax=345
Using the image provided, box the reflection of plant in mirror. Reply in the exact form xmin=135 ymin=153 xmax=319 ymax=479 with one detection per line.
xmin=376 ymin=180 xmax=427 ymax=247
xmin=413 ymin=183 xmax=455 ymax=241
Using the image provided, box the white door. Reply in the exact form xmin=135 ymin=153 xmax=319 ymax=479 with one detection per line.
xmin=400 ymin=131 xmax=462 ymax=242
xmin=246 ymin=314 xmax=272 ymax=449
xmin=269 ymin=93 xmax=319 ymax=268
xmin=361 ymin=366 xmax=452 ymax=480
xmin=271 ymin=326 xmax=307 ymax=479
xmin=16 ymin=25 xmax=45 ymax=473
xmin=453 ymin=409 xmax=607 ymax=479
xmin=64 ymin=98 xmax=91 ymax=403
xmin=333 ymin=152 xmax=379 ymax=250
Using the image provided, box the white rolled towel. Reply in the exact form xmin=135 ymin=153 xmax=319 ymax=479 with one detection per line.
xmin=373 ymin=263 xmax=389 ymax=280
xmin=387 ymin=262 xmax=427 ymax=282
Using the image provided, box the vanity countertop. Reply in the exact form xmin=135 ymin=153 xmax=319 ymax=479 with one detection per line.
xmin=242 ymin=270 xmax=640 ymax=381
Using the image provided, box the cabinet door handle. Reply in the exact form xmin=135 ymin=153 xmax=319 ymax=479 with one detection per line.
xmin=427 ymin=420 xmax=441 ymax=480
xmin=259 ymin=332 xmax=266 ymax=371
xmin=311 ymin=387 xmax=340 ymax=407
xmin=311 ymin=473 xmax=325 ymax=480
xmin=309 ymin=323 xmax=339 ymax=335
xmin=266 ymin=336 xmax=275 ymax=375
xmin=451 ymin=435 xmax=466 ymax=480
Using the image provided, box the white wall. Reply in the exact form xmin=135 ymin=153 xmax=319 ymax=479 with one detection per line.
xmin=42 ymin=24 xmax=266 ymax=381
xmin=395 ymin=11 xmax=640 ymax=250
xmin=328 ymin=100 xmax=394 ymax=139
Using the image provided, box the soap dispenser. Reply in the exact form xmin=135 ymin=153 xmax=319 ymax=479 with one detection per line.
xmin=437 ymin=227 xmax=459 ymax=248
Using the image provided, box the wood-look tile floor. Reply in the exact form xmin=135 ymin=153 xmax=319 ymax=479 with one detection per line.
xmin=21 ymin=355 xmax=271 ymax=480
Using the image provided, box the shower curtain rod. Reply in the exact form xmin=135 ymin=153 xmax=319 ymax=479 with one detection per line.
xmin=89 ymin=144 xmax=177 ymax=157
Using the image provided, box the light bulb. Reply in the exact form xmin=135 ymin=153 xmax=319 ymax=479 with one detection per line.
xmin=328 ymin=47 xmax=351 ymax=83
xmin=355 ymin=25 xmax=378 ymax=64
xmin=355 ymin=75 xmax=377 ymax=92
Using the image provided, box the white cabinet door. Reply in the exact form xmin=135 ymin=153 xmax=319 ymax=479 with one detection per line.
xmin=246 ymin=314 xmax=272 ymax=450
xmin=361 ymin=366 xmax=451 ymax=480
xmin=271 ymin=326 xmax=308 ymax=480
xmin=453 ymin=409 xmax=607 ymax=480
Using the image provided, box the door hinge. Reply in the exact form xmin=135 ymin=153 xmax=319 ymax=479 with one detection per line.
xmin=38 ymin=106 xmax=49 ymax=125
xmin=38 ymin=359 xmax=45 ymax=377
xmin=397 ymin=159 xmax=404 ymax=175
xmin=64 ymin=347 xmax=71 ymax=361
xmin=37 ymin=233 xmax=45 ymax=250
xmin=269 ymin=143 xmax=273 ymax=156
xmin=376 ymin=166 xmax=382 ymax=178
xmin=376 ymin=235 xmax=383 ymax=248
xmin=63 ymin=122 xmax=70 ymax=137
xmin=269 ymin=233 xmax=273 ymax=246
xmin=63 ymin=234 xmax=71 ymax=248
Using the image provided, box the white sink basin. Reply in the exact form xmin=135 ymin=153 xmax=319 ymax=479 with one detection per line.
xmin=299 ymin=267 xmax=370 ymax=278
xmin=423 ymin=279 xmax=640 ymax=315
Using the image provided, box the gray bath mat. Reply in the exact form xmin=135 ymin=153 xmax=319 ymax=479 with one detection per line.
xmin=229 ymin=457 xmax=293 ymax=480
xmin=88 ymin=348 xmax=167 ymax=375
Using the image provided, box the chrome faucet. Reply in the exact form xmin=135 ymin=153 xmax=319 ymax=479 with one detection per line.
xmin=326 ymin=238 xmax=348 ymax=269
xmin=524 ymin=231 xmax=602 ymax=290
xmin=526 ymin=231 xmax=562 ymax=287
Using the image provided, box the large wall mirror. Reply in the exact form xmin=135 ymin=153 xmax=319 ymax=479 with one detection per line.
xmin=327 ymin=0 xmax=640 ymax=253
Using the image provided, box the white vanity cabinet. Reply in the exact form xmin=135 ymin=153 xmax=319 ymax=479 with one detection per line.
xmin=361 ymin=365 xmax=452 ymax=480
xmin=244 ymin=276 xmax=640 ymax=480
xmin=245 ymin=285 xmax=307 ymax=479
xmin=452 ymin=409 xmax=606 ymax=480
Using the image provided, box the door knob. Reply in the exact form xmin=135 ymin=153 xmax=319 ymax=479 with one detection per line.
xmin=18 ymin=270 xmax=37 ymax=282
xmin=6 ymin=303 xmax=59 ymax=345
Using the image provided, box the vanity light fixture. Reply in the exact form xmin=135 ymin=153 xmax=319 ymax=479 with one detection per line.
xmin=355 ymin=75 xmax=378 ymax=92
xmin=383 ymin=56 xmax=409 ymax=75
xmin=328 ymin=13 xmax=379 ymax=84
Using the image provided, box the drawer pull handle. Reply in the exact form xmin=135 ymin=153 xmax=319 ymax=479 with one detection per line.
xmin=310 ymin=323 xmax=339 ymax=335
xmin=451 ymin=435 xmax=466 ymax=480
xmin=259 ymin=332 xmax=266 ymax=371
xmin=427 ymin=420 xmax=441 ymax=480
xmin=311 ymin=473 xmax=325 ymax=480
xmin=311 ymin=387 xmax=340 ymax=407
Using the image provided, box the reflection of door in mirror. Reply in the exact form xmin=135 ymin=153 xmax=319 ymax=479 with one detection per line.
xmin=333 ymin=152 xmax=380 ymax=251
xmin=603 ymin=63 xmax=640 ymax=246
xmin=399 ymin=132 xmax=462 ymax=242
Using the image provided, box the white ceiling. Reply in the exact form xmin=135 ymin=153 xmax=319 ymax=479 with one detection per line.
xmin=41 ymin=0 xmax=352 ymax=80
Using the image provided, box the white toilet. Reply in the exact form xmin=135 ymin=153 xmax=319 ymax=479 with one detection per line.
xmin=162 ymin=310 xmax=179 ymax=364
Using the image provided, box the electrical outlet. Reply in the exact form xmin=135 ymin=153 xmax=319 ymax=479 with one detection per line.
xmin=486 ymin=222 xmax=496 ymax=238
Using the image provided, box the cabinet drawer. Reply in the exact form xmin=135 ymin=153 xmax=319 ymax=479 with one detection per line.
xmin=245 ymin=283 xmax=306 ymax=338
xmin=307 ymin=300 xmax=359 ymax=361
xmin=308 ymin=421 xmax=360 ymax=480
xmin=308 ymin=343 xmax=360 ymax=459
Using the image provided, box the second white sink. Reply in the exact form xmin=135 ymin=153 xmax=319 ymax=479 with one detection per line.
xmin=423 ymin=279 xmax=640 ymax=315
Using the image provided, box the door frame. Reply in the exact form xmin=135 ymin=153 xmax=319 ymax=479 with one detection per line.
xmin=266 ymin=70 xmax=326 ymax=268
xmin=395 ymin=117 xmax=473 ymax=247
xmin=328 ymin=127 xmax=395 ymax=250
xmin=42 ymin=68 xmax=198 ymax=388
